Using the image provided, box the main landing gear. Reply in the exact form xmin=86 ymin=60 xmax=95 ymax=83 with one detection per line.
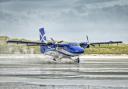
xmin=52 ymin=58 xmax=56 ymax=61
xmin=75 ymin=57 xmax=80 ymax=63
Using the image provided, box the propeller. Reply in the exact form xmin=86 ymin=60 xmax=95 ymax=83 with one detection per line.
xmin=90 ymin=43 xmax=95 ymax=47
xmin=50 ymin=38 xmax=63 ymax=44
xmin=86 ymin=35 xmax=95 ymax=47
xmin=50 ymin=38 xmax=55 ymax=43
xmin=86 ymin=35 xmax=89 ymax=43
xmin=57 ymin=40 xmax=63 ymax=43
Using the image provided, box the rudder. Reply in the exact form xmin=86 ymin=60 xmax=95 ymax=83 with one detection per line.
xmin=39 ymin=28 xmax=48 ymax=53
xmin=39 ymin=28 xmax=47 ymax=43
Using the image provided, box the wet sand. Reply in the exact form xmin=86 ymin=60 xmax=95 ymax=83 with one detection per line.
xmin=0 ymin=54 xmax=128 ymax=89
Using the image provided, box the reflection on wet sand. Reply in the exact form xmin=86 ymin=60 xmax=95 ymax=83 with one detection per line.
xmin=0 ymin=55 xmax=128 ymax=89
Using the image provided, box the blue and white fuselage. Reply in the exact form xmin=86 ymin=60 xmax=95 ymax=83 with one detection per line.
xmin=39 ymin=28 xmax=88 ymax=62
xmin=44 ymin=43 xmax=84 ymax=56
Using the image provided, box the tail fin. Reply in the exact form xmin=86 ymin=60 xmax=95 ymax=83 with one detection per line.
xmin=39 ymin=28 xmax=47 ymax=43
xmin=39 ymin=28 xmax=48 ymax=53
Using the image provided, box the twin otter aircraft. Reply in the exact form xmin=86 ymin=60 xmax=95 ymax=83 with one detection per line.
xmin=7 ymin=28 xmax=122 ymax=63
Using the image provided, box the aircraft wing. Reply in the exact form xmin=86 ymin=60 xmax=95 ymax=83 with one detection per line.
xmin=7 ymin=40 xmax=52 ymax=46
xmin=90 ymin=41 xmax=123 ymax=45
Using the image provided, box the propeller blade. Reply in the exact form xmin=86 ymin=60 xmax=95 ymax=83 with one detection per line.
xmin=86 ymin=35 xmax=89 ymax=43
xmin=50 ymin=38 xmax=63 ymax=44
xmin=50 ymin=38 xmax=55 ymax=43
xmin=58 ymin=40 xmax=63 ymax=43
xmin=90 ymin=44 xmax=95 ymax=47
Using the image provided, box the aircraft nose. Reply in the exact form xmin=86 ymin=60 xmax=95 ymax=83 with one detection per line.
xmin=72 ymin=47 xmax=84 ymax=54
xmin=77 ymin=48 xmax=84 ymax=53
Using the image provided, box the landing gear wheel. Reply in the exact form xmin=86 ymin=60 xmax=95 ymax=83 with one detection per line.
xmin=75 ymin=58 xmax=80 ymax=63
xmin=53 ymin=58 xmax=56 ymax=61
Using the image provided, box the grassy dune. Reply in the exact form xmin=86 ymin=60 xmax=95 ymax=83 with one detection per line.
xmin=85 ymin=44 xmax=128 ymax=54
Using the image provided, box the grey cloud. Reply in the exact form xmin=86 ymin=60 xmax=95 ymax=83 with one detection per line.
xmin=75 ymin=0 xmax=128 ymax=9
xmin=0 ymin=0 xmax=12 ymax=2
xmin=75 ymin=0 xmax=115 ymax=4
xmin=0 ymin=0 xmax=128 ymax=23
xmin=0 ymin=0 xmax=128 ymax=42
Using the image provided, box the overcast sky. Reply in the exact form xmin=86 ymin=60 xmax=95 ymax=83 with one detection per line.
xmin=0 ymin=0 xmax=128 ymax=42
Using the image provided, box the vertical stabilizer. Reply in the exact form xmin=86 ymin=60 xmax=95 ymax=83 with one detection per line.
xmin=39 ymin=28 xmax=47 ymax=43
xmin=39 ymin=28 xmax=47 ymax=53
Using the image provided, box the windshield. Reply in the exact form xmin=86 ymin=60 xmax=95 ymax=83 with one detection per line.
xmin=69 ymin=43 xmax=79 ymax=46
